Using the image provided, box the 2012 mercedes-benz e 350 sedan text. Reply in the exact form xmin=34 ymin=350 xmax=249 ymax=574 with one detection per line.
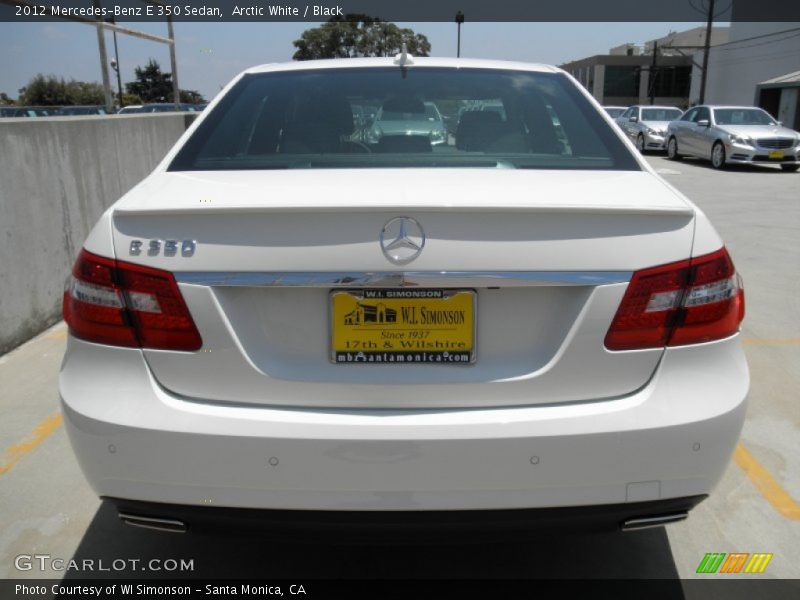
xmin=60 ymin=57 xmax=748 ymax=535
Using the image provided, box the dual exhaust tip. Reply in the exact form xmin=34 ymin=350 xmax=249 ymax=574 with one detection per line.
xmin=118 ymin=512 xmax=187 ymax=533
xmin=621 ymin=511 xmax=688 ymax=531
xmin=118 ymin=510 xmax=688 ymax=534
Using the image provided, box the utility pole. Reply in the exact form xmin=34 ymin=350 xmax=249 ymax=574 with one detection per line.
xmin=649 ymin=40 xmax=658 ymax=105
xmin=167 ymin=16 xmax=180 ymax=107
xmin=455 ymin=11 xmax=464 ymax=58
xmin=94 ymin=21 xmax=113 ymax=113
xmin=9 ymin=0 xmax=178 ymax=111
xmin=699 ymin=0 xmax=715 ymax=104
xmin=107 ymin=17 xmax=123 ymax=108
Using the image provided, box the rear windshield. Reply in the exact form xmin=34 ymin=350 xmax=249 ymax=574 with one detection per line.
xmin=169 ymin=67 xmax=639 ymax=171
xmin=714 ymin=108 xmax=776 ymax=126
xmin=640 ymin=108 xmax=682 ymax=121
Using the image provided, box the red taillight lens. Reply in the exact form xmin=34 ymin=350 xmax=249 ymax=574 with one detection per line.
xmin=605 ymin=247 xmax=744 ymax=351
xmin=669 ymin=248 xmax=745 ymax=346
xmin=63 ymin=249 xmax=202 ymax=351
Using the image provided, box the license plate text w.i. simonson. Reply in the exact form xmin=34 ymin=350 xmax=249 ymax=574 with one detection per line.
xmin=330 ymin=289 xmax=476 ymax=364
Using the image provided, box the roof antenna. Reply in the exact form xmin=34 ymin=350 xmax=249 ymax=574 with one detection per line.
xmin=394 ymin=42 xmax=413 ymax=79
xmin=394 ymin=42 xmax=414 ymax=67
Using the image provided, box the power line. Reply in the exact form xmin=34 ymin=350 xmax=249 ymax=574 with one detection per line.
xmin=687 ymin=0 xmax=733 ymax=20
xmin=711 ymin=48 xmax=800 ymax=67
xmin=636 ymin=26 xmax=800 ymax=53
xmin=713 ymin=29 xmax=800 ymax=52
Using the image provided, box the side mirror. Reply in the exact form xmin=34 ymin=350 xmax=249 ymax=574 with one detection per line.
xmin=696 ymin=119 xmax=710 ymax=127
xmin=629 ymin=116 xmax=638 ymax=123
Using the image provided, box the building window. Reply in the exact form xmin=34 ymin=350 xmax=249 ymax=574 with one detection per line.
xmin=604 ymin=66 xmax=640 ymax=97
xmin=651 ymin=66 xmax=691 ymax=98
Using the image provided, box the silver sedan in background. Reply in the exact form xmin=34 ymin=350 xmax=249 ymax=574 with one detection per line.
xmin=616 ymin=105 xmax=684 ymax=152
xmin=666 ymin=105 xmax=800 ymax=172
xmin=603 ymin=106 xmax=627 ymax=119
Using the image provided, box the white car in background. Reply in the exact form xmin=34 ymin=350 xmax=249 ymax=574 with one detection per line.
xmin=60 ymin=57 xmax=748 ymax=536
xmin=116 ymin=105 xmax=143 ymax=114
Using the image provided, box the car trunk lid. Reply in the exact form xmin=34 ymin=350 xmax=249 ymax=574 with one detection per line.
xmin=110 ymin=168 xmax=695 ymax=409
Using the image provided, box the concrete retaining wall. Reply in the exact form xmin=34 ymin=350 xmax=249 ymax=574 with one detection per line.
xmin=0 ymin=113 xmax=197 ymax=354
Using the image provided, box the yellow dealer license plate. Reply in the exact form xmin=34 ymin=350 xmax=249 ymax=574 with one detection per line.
xmin=769 ymin=150 xmax=784 ymax=159
xmin=331 ymin=289 xmax=475 ymax=364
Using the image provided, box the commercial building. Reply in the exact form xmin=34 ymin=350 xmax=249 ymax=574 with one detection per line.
xmin=560 ymin=53 xmax=695 ymax=109
xmin=755 ymin=71 xmax=800 ymax=131
xmin=693 ymin=20 xmax=800 ymax=129
xmin=560 ymin=28 xmax=729 ymax=108
xmin=644 ymin=27 xmax=729 ymax=56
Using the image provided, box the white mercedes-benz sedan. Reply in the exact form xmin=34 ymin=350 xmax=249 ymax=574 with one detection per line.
xmin=60 ymin=57 xmax=748 ymax=535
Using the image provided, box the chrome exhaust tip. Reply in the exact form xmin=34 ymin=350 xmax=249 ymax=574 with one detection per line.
xmin=118 ymin=512 xmax=187 ymax=533
xmin=621 ymin=511 xmax=688 ymax=531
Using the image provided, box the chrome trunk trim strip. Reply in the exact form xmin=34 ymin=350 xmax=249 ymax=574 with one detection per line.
xmin=175 ymin=271 xmax=632 ymax=287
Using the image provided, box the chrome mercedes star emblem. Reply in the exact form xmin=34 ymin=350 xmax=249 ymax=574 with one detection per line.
xmin=380 ymin=217 xmax=425 ymax=265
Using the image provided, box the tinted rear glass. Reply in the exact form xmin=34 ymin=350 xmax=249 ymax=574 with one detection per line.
xmin=640 ymin=108 xmax=682 ymax=121
xmin=714 ymin=108 xmax=776 ymax=126
xmin=170 ymin=67 xmax=639 ymax=171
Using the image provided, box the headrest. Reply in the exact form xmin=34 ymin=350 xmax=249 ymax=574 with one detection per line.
xmin=382 ymin=96 xmax=426 ymax=114
xmin=290 ymin=93 xmax=354 ymax=135
xmin=458 ymin=111 xmax=502 ymax=127
xmin=376 ymin=135 xmax=432 ymax=153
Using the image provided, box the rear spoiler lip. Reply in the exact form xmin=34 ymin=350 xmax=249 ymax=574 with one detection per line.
xmin=113 ymin=204 xmax=694 ymax=217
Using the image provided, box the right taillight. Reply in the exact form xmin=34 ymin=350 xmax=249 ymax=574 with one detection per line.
xmin=605 ymin=247 xmax=745 ymax=351
xmin=63 ymin=249 xmax=202 ymax=351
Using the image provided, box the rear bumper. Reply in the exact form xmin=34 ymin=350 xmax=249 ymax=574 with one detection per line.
xmin=61 ymin=334 xmax=748 ymax=513
xmin=107 ymin=495 xmax=708 ymax=537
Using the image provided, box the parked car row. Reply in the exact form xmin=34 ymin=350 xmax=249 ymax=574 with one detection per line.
xmin=603 ymin=103 xmax=800 ymax=172
xmin=0 ymin=103 xmax=205 ymax=118
xmin=0 ymin=105 xmax=108 ymax=117
xmin=117 ymin=103 xmax=205 ymax=114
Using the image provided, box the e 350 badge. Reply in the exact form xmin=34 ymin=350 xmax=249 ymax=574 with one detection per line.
xmin=129 ymin=239 xmax=196 ymax=257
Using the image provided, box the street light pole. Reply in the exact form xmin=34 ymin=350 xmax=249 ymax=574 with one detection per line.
xmin=455 ymin=11 xmax=464 ymax=58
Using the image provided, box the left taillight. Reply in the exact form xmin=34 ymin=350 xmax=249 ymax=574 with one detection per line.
xmin=63 ymin=249 xmax=202 ymax=351
xmin=605 ymin=247 xmax=745 ymax=351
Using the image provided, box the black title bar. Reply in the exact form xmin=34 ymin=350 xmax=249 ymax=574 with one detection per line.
xmin=2 ymin=0 xmax=800 ymax=22
xmin=2 ymin=579 xmax=800 ymax=600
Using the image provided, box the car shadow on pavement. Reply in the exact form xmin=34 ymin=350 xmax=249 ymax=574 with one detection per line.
xmin=63 ymin=501 xmax=684 ymax=581
xmin=678 ymin=158 xmax=790 ymax=174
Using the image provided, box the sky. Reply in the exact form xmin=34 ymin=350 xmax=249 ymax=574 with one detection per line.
xmin=0 ymin=22 xmax=706 ymax=101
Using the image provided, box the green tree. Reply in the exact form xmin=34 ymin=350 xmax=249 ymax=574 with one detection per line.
xmin=179 ymin=89 xmax=206 ymax=104
xmin=293 ymin=15 xmax=430 ymax=60
xmin=125 ymin=59 xmax=174 ymax=103
xmin=121 ymin=92 xmax=143 ymax=106
xmin=18 ymin=74 xmax=70 ymax=105
xmin=18 ymin=74 xmax=106 ymax=106
xmin=0 ymin=92 xmax=14 ymax=105
xmin=125 ymin=59 xmax=207 ymax=104
xmin=65 ymin=80 xmax=105 ymax=105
